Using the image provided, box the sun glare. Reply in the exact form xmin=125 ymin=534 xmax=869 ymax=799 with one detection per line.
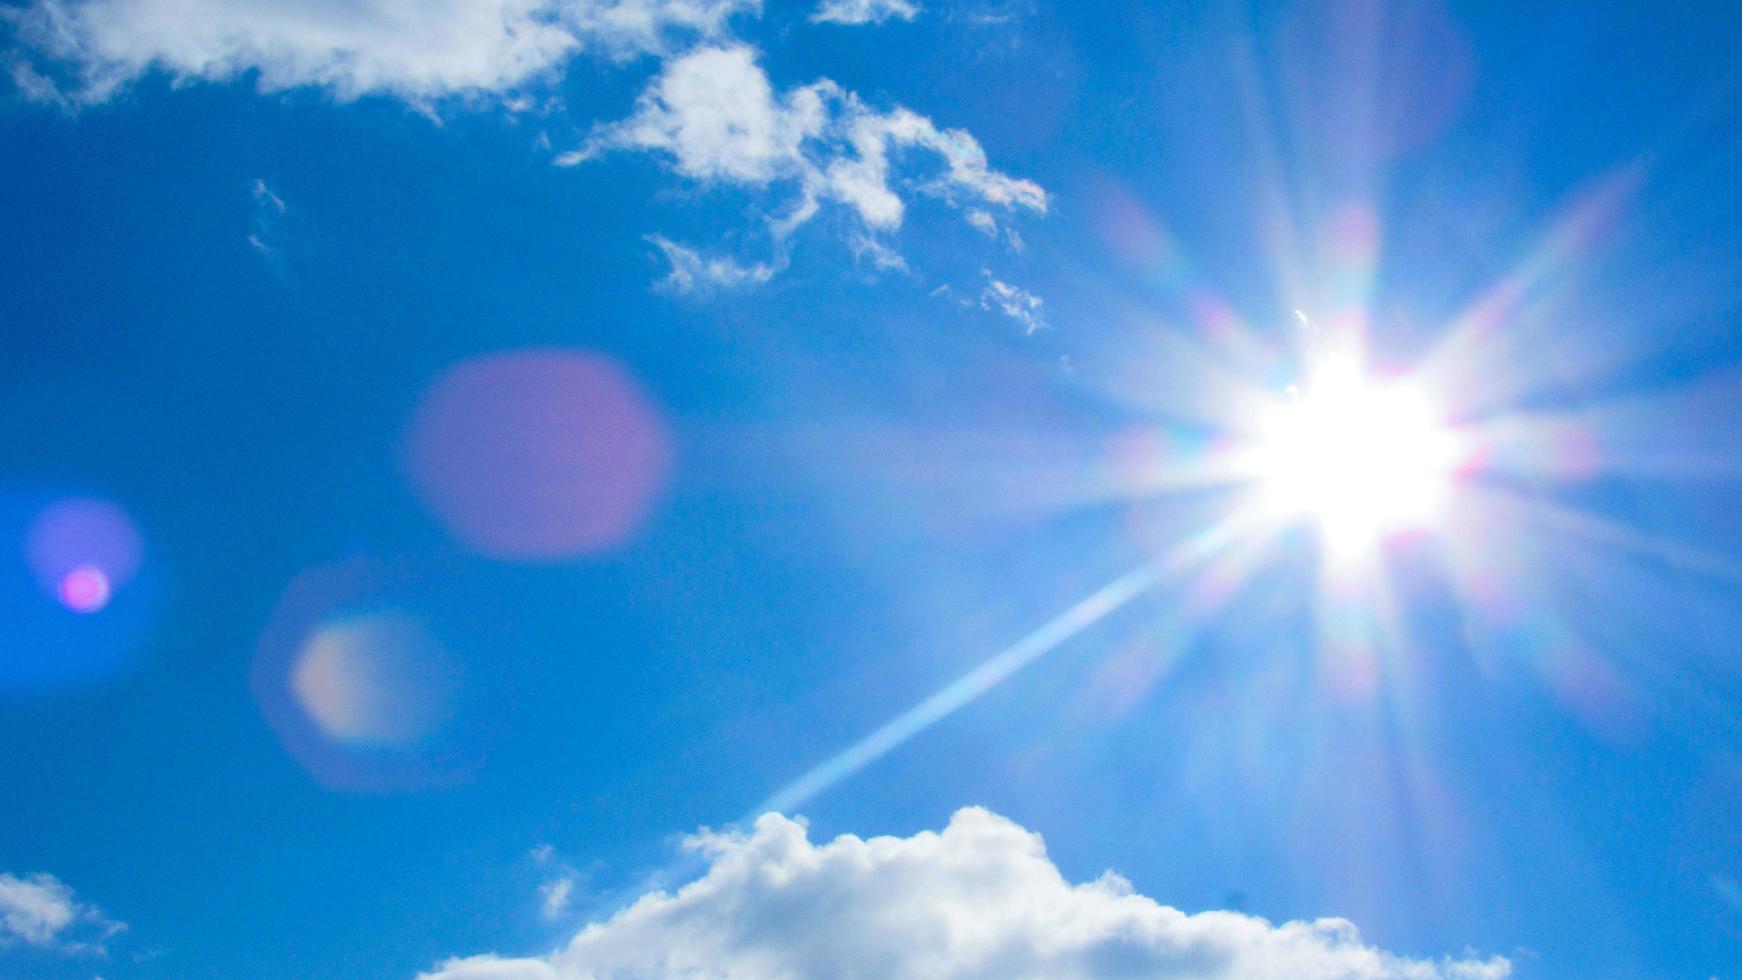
xmin=1250 ymin=353 xmax=1463 ymax=552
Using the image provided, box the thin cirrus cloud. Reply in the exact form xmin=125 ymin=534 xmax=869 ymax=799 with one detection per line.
xmin=646 ymin=233 xmax=781 ymax=293
xmin=420 ymin=807 xmax=1510 ymax=980
xmin=811 ymin=0 xmax=920 ymax=26
xmin=980 ymin=270 xmax=1046 ymax=333
xmin=247 ymin=177 xmax=287 ymax=258
xmin=0 ymin=871 xmax=125 ymax=957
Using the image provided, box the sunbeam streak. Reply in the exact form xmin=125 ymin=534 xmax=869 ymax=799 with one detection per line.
xmin=753 ymin=523 xmax=1245 ymax=817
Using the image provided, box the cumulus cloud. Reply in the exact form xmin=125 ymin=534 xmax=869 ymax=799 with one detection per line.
xmin=566 ymin=45 xmax=829 ymax=185
xmin=810 ymin=0 xmax=920 ymax=26
xmin=574 ymin=44 xmax=1045 ymax=260
xmin=421 ymin=807 xmax=1510 ymax=980
xmin=0 ymin=872 xmax=125 ymax=956
xmin=5 ymin=0 xmax=758 ymax=103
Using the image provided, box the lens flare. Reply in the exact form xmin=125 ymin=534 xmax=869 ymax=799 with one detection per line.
xmin=252 ymin=559 xmax=486 ymax=792
xmin=1 ymin=489 xmax=156 ymax=694
xmin=26 ymin=498 xmax=143 ymax=601
xmin=404 ymin=350 xmax=671 ymax=561
xmin=57 ymin=565 xmax=112 ymax=614
xmin=291 ymin=612 xmax=457 ymax=747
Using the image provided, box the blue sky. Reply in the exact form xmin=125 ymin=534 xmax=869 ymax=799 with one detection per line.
xmin=2 ymin=0 xmax=1741 ymax=977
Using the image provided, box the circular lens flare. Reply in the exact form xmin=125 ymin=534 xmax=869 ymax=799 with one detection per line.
xmin=57 ymin=565 xmax=112 ymax=614
xmin=1250 ymin=354 xmax=1463 ymax=551
xmin=403 ymin=350 xmax=671 ymax=561
xmin=250 ymin=559 xmax=490 ymax=793
xmin=291 ymin=612 xmax=457 ymax=748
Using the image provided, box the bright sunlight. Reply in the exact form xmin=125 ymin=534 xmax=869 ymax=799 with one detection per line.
xmin=1249 ymin=350 xmax=1466 ymax=553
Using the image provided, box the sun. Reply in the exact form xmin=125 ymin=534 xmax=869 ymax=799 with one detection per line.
xmin=1247 ymin=351 xmax=1465 ymax=553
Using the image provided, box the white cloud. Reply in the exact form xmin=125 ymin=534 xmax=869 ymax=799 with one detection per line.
xmin=539 ymin=878 xmax=576 ymax=920
xmin=247 ymin=177 xmax=287 ymax=257
xmin=577 ymin=44 xmax=1046 ymax=257
xmin=7 ymin=57 xmax=70 ymax=107
xmin=810 ymin=0 xmax=920 ymax=26
xmin=981 ymin=270 xmax=1045 ymax=333
xmin=823 ymin=101 xmax=1048 ymax=228
xmin=647 ymin=233 xmax=781 ymax=293
xmin=964 ymin=207 xmax=1025 ymax=251
xmin=420 ymin=807 xmax=1510 ymax=980
xmin=532 ymin=844 xmax=582 ymax=921
xmin=6 ymin=0 xmax=1041 ymax=288
xmin=568 ymin=45 xmax=831 ymax=185
xmin=849 ymin=230 xmax=909 ymax=273
xmin=564 ymin=0 xmax=760 ymax=58
xmin=0 ymin=872 xmax=125 ymax=956
xmin=6 ymin=0 xmax=759 ymax=104
xmin=949 ymin=0 xmax=1032 ymax=29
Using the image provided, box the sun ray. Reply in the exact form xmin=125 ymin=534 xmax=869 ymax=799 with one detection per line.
xmin=1415 ymin=165 xmax=1646 ymax=419
xmin=752 ymin=513 xmax=1261 ymax=818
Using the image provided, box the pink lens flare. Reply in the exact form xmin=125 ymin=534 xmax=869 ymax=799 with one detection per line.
xmin=404 ymin=350 xmax=672 ymax=560
xmin=57 ymin=565 xmax=112 ymax=613
xmin=26 ymin=497 xmax=143 ymax=607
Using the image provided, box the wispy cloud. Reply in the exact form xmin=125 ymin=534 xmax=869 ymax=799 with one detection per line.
xmin=848 ymin=231 xmax=909 ymax=273
xmin=421 ymin=807 xmax=1510 ymax=979
xmin=538 ymin=877 xmax=575 ymax=920
xmin=948 ymin=0 xmax=1034 ymax=28
xmin=531 ymin=844 xmax=583 ymax=921
xmin=980 ymin=270 xmax=1046 ymax=333
xmin=810 ymin=0 xmax=920 ymax=26
xmin=247 ymin=178 xmax=288 ymax=260
xmin=5 ymin=58 xmax=72 ymax=108
xmin=647 ymin=234 xmax=781 ymax=294
xmin=966 ymin=207 xmax=1026 ymax=251
xmin=0 ymin=872 xmax=125 ymax=957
